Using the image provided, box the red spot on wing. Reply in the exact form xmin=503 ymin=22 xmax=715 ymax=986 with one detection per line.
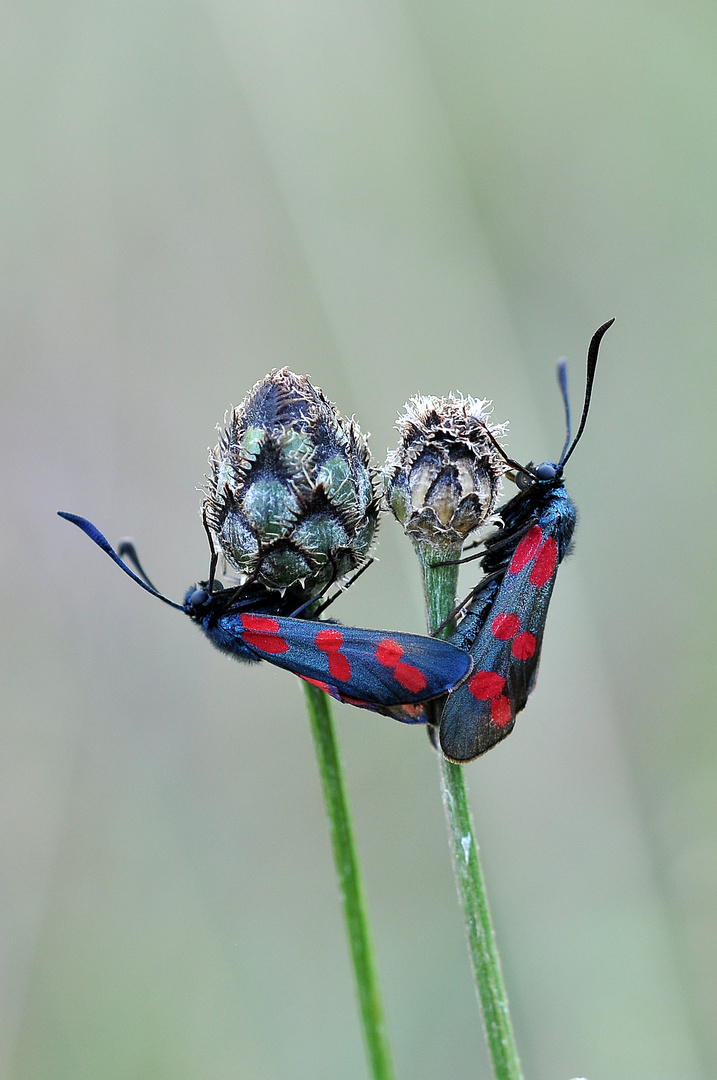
xmin=491 ymin=695 xmax=512 ymax=727
xmin=336 ymin=692 xmax=373 ymax=707
xmin=376 ymin=638 xmax=403 ymax=668
xmin=491 ymin=616 xmax=535 ymax=660
xmin=397 ymin=703 xmax=426 ymax=720
xmin=467 ymin=670 xmax=506 ymax=701
xmin=530 ymin=536 xmax=558 ymax=587
xmin=329 ymin=655 xmax=352 ymax=681
xmin=511 ymin=631 xmax=536 ymax=660
xmin=240 ymin=614 xmax=281 ymax=633
xmin=315 ymin=627 xmax=352 ymax=682
xmin=391 ymin=662 xmax=427 ymax=693
xmin=467 ymin=672 xmax=512 ymax=725
xmin=301 ymin=676 xmax=370 ymax=708
xmin=302 ymin=676 xmax=333 ymax=695
xmin=375 ymin=638 xmax=428 ymax=693
xmin=242 ymin=631 xmax=290 ymax=654
xmin=509 ymin=525 xmax=543 ymax=574
xmin=491 ymin=613 xmax=520 ymax=640
xmin=239 ymin=614 xmax=290 ymax=654
xmin=375 ymin=639 xmax=403 ymax=666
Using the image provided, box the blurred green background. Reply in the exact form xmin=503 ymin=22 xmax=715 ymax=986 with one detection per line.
xmin=3 ymin=2 xmax=717 ymax=1078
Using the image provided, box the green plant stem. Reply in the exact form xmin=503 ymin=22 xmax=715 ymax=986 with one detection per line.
xmin=412 ymin=537 xmax=463 ymax=635
xmin=418 ymin=544 xmax=524 ymax=1080
xmin=439 ymin=758 xmax=523 ymax=1080
xmin=303 ymin=681 xmax=396 ymax=1080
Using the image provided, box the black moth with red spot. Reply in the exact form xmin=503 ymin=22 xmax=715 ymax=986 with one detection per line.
xmin=58 ymin=513 xmax=472 ymax=716
xmin=440 ymin=483 xmax=576 ymax=760
xmin=200 ymin=600 xmax=471 ymax=713
xmin=438 ymin=319 xmax=613 ymax=762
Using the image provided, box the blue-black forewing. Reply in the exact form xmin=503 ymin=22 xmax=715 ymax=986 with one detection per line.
xmin=214 ymin=611 xmax=472 ymax=716
xmin=439 ymin=488 xmax=576 ymax=761
xmin=371 ymin=577 xmax=502 ymax=728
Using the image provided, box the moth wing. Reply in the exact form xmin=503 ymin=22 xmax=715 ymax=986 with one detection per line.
xmin=218 ymin=612 xmax=471 ymax=713
xmin=439 ymin=525 xmax=560 ymax=762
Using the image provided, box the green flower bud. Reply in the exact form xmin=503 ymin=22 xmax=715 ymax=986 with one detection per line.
xmin=384 ymin=393 xmax=508 ymax=553
xmin=203 ymin=369 xmax=380 ymax=593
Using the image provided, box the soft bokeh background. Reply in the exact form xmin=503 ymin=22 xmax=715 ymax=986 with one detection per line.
xmin=3 ymin=3 xmax=716 ymax=1078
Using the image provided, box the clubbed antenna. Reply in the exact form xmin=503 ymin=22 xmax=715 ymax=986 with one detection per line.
xmin=58 ymin=512 xmax=184 ymax=611
xmin=560 ymin=318 xmax=614 ymax=468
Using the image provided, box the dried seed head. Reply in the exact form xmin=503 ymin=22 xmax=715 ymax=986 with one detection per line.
xmin=204 ymin=369 xmax=380 ymax=592
xmin=384 ymin=393 xmax=508 ymax=550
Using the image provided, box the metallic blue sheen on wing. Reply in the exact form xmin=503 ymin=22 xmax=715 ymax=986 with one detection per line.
xmin=440 ymin=485 xmax=576 ymax=761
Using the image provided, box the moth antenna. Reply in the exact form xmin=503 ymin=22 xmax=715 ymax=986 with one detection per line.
xmin=117 ymin=538 xmax=160 ymax=592
xmin=58 ymin=512 xmax=184 ymax=611
xmin=556 ymin=359 xmax=572 ymax=465
xmin=560 ymin=318 xmax=614 ymax=468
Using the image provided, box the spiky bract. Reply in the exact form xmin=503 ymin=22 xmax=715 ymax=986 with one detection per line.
xmin=204 ymin=369 xmax=380 ymax=593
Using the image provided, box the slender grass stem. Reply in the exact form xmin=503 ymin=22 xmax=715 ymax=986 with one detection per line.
xmin=439 ymin=757 xmax=523 ymax=1080
xmin=303 ymin=682 xmax=396 ymax=1080
xmin=420 ymin=549 xmax=524 ymax=1080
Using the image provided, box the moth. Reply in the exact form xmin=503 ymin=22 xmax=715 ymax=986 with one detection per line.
xmin=59 ymin=512 xmax=472 ymax=715
xmin=438 ymin=319 xmax=613 ymax=762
